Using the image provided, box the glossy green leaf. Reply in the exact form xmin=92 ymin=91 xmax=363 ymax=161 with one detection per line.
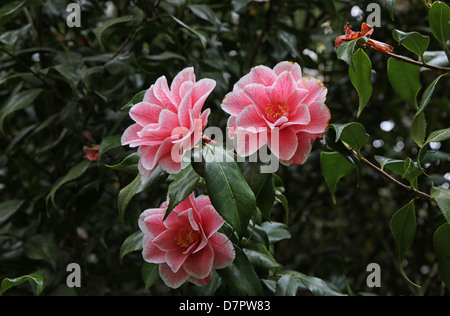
xmin=387 ymin=0 xmax=396 ymax=21
xmin=320 ymin=151 xmax=355 ymax=204
xmin=118 ymin=167 xmax=168 ymax=221
xmin=0 ymin=273 xmax=43 ymax=296
xmin=261 ymin=221 xmax=291 ymax=244
xmin=323 ymin=127 xmax=362 ymax=178
xmin=243 ymin=240 xmax=281 ymax=270
xmin=93 ymin=15 xmax=134 ymax=49
xmin=276 ymin=274 xmax=298 ymax=296
xmin=46 ymin=160 xmax=91 ymax=211
xmin=329 ymin=122 xmax=370 ymax=154
xmin=0 ymin=0 xmax=42 ymax=26
xmin=0 ymin=199 xmax=24 ymax=225
xmin=122 ymin=90 xmax=146 ymax=110
xmin=374 ymin=155 xmax=405 ymax=175
xmin=412 ymin=73 xmax=448 ymax=147
xmin=411 ymin=112 xmax=427 ymax=148
xmin=24 ymin=234 xmax=59 ymax=270
xmin=287 ymin=270 xmax=345 ymax=296
xmin=171 ymin=16 xmax=207 ymax=48
xmin=390 ymin=200 xmax=420 ymax=287
xmin=387 ymin=58 xmax=421 ymax=109
xmin=393 ymin=29 xmax=430 ymax=59
xmin=0 ymin=89 xmax=42 ymax=134
xmin=141 ymin=262 xmax=159 ymax=292
xmin=433 ymin=223 xmax=450 ymax=290
xmin=418 ymin=127 xmax=450 ymax=170
xmin=216 ymin=248 xmax=263 ymax=296
xmin=256 ymin=174 xmax=275 ymax=221
xmin=336 ymin=37 xmax=369 ymax=72
xmin=119 ymin=230 xmax=144 ymax=263
xmin=429 ymin=1 xmax=450 ymax=45
xmin=99 ymin=134 xmax=122 ymax=159
xmin=165 ymin=164 xmax=200 ymax=219
xmin=201 ymin=145 xmax=256 ymax=236
xmin=106 ymin=153 xmax=139 ymax=174
xmin=348 ymin=48 xmax=373 ymax=117
xmin=431 ymin=187 xmax=450 ymax=223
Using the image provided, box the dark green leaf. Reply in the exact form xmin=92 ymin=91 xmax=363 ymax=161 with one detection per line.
xmin=323 ymin=127 xmax=361 ymax=177
xmin=374 ymin=155 xmax=405 ymax=175
xmin=0 ymin=89 xmax=42 ymax=134
xmin=261 ymin=221 xmax=291 ymax=244
xmin=24 ymin=235 xmax=59 ymax=270
xmin=433 ymin=223 xmax=450 ymax=290
xmin=217 ymin=248 xmax=263 ymax=296
xmin=412 ymin=73 xmax=448 ymax=147
xmin=387 ymin=0 xmax=396 ymax=21
xmin=46 ymin=160 xmax=91 ymax=211
xmin=165 ymin=164 xmax=200 ymax=219
xmin=387 ymin=58 xmax=421 ymax=109
xmin=330 ymin=122 xmax=370 ymax=154
xmin=0 ymin=199 xmax=24 ymax=225
xmin=288 ymin=270 xmax=345 ymax=296
xmin=431 ymin=187 xmax=450 ymax=223
xmin=336 ymin=37 xmax=369 ymax=72
xmin=0 ymin=273 xmax=43 ymax=296
xmin=348 ymin=48 xmax=373 ymax=117
xmin=202 ymin=145 xmax=256 ymax=236
xmin=141 ymin=262 xmax=160 ymax=292
xmin=320 ymin=151 xmax=354 ymax=204
xmin=118 ymin=167 xmax=168 ymax=221
xmin=390 ymin=200 xmax=420 ymax=287
xmin=119 ymin=230 xmax=144 ymax=263
xmin=171 ymin=16 xmax=207 ymax=48
xmin=99 ymin=134 xmax=122 ymax=159
xmin=393 ymin=30 xmax=430 ymax=59
xmin=122 ymin=90 xmax=146 ymax=110
xmin=276 ymin=274 xmax=298 ymax=296
xmin=106 ymin=153 xmax=140 ymax=174
xmin=92 ymin=15 xmax=134 ymax=49
xmin=429 ymin=1 xmax=450 ymax=45
xmin=243 ymin=240 xmax=281 ymax=270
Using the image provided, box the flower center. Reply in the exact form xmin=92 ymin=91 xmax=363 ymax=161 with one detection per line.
xmin=176 ymin=227 xmax=200 ymax=248
xmin=265 ymin=100 xmax=288 ymax=122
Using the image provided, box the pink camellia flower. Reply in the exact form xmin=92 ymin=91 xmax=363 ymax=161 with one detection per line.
xmin=138 ymin=193 xmax=235 ymax=288
xmin=222 ymin=61 xmax=330 ymax=165
xmin=121 ymin=68 xmax=216 ymax=183
xmin=83 ymin=144 xmax=100 ymax=161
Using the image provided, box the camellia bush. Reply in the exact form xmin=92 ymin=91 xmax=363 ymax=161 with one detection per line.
xmin=0 ymin=0 xmax=449 ymax=296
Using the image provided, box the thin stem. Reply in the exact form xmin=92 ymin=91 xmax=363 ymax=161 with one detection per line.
xmin=111 ymin=0 xmax=163 ymax=59
xmin=248 ymin=1 xmax=274 ymax=69
xmin=367 ymin=45 xmax=450 ymax=72
xmin=353 ymin=150 xmax=432 ymax=201
xmin=0 ymin=45 xmax=50 ymax=88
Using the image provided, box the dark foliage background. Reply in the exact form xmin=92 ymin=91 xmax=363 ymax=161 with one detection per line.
xmin=0 ymin=0 xmax=448 ymax=296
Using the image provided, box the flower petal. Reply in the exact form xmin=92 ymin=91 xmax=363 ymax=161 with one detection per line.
xmin=197 ymin=205 xmax=225 ymax=238
xmin=209 ymin=233 xmax=235 ymax=269
xmin=221 ymin=89 xmax=252 ymax=117
xmin=282 ymin=132 xmax=314 ymax=166
xmin=170 ymin=67 xmax=196 ymax=105
xmin=138 ymin=208 xmax=166 ymax=238
xmin=142 ymin=236 xmax=166 ymax=264
xmin=129 ymin=102 xmax=162 ymax=127
xmin=273 ymin=61 xmax=302 ymax=81
xmin=121 ymin=123 xmax=143 ymax=147
xmin=299 ymin=77 xmax=327 ymax=106
xmin=159 ymin=263 xmax=189 ymax=289
xmin=183 ymin=243 xmax=214 ymax=279
xmin=268 ymin=127 xmax=298 ymax=161
xmin=296 ymin=101 xmax=331 ymax=134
